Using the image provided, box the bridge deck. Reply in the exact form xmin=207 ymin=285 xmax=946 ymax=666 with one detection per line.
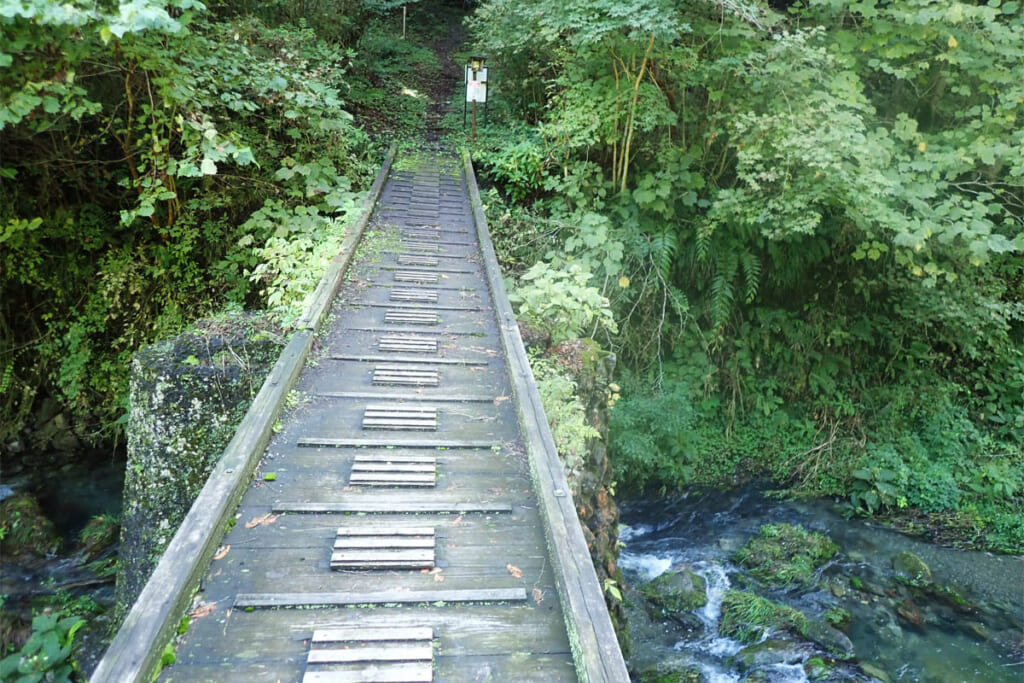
xmin=132 ymin=150 xmax=620 ymax=682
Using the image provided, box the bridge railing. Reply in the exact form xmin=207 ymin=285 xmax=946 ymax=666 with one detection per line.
xmin=465 ymin=153 xmax=629 ymax=682
xmin=89 ymin=146 xmax=396 ymax=683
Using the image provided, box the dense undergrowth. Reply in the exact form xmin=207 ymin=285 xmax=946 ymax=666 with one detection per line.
xmin=465 ymin=0 xmax=1024 ymax=552
xmin=0 ymin=0 xmax=451 ymax=447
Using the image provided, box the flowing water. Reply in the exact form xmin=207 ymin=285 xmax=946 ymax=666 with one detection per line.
xmin=619 ymin=488 xmax=1024 ymax=682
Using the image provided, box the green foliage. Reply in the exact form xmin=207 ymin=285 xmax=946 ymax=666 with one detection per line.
xmin=471 ymin=0 xmax=1024 ymax=551
xmin=508 ymin=262 xmax=617 ymax=343
xmin=732 ymin=524 xmax=839 ymax=590
xmin=0 ymin=612 xmax=85 ymax=683
xmin=718 ymin=590 xmax=808 ymax=645
xmin=0 ymin=1 xmax=379 ymax=442
xmin=530 ymin=352 xmax=599 ymax=476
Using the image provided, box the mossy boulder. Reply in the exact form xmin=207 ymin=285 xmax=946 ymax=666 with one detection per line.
xmin=640 ymin=568 xmax=708 ymax=616
xmin=732 ymin=523 xmax=838 ymax=590
xmin=732 ymin=638 xmax=805 ymax=671
xmin=718 ymin=590 xmax=808 ymax=644
xmin=638 ymin=663 xmax=704 ymax=683
xmin=801 ymin=619 xmax=855 ymax=658
xmin=891 ymin=551 xmax=932 ymax=587
xmin=0 ymin=493 xmax=60 ymax=558
xmin=115 ymin=312 xmax=285 ymax=615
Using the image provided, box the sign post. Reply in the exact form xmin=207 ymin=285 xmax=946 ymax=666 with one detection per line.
xmin=464 ymin=56 xmax=488 ymax=140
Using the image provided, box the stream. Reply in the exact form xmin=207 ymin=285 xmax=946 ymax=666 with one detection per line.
xmin=618 ymin=487 xmax=1023 ymax=682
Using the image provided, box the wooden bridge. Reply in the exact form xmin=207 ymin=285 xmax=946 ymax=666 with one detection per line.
xmin=90 ymin=149 xmax=628 ymax=682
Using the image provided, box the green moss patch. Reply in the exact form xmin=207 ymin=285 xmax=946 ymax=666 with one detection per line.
xmin=733 ymin=523 xmax=838 ymax=589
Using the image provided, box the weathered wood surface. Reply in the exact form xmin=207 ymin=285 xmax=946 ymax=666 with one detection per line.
xmin=88 ymin=145 xmax=398 ymax=683
xmin=99 ymin=149 xmax=627 ymax=683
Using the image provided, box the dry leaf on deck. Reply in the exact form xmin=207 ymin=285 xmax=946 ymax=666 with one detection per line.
xmin=245 ymin=513 xmax=279 ymax=529
xmin=213 ymin=545 xmax=230 ymax=561
xmin=532 ymin=588 xmax=544 ymax=604
xmin=506 ymin=563 xmax=523 ymax=578
xmin=190 ymin=602 xmax=216 ymax=619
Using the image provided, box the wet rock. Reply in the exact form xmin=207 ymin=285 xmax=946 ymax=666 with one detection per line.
xmin=871 ymin=606 xmax=904 ymax=644
xmin=930 ymin=582 xmax=975 ymax=614
xmin=892 ymin=551 xmax=932 ymax=586
xmin=803 ymin=656 xmax=831 ymax=681
xmin=801 ymin=619 xmax=855 ymax=658
xmin=860 ymin=661 xmax=892 ymax=683
xmin=0 ymin=492 xmax=60 ymax=558
xmin=829 ymin=581 xmax=847 ymax=598
xmin=961 ymin=621 xmax=989 ymax=640
xmin=895 ymin=598 xmax=926 ymax=630
xmin=637 ymin=661 xmax=704 ymax=683
xmin=641 ymin=568 xmax=708 ymax=615
xmin=732 ymin=638 xmax=805 ymax=671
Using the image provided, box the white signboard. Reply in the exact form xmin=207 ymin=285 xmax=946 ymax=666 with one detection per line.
xmin=465 ymin=66 xmax=488 ymax=103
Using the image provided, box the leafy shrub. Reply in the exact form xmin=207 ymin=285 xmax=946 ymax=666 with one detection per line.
xmin=0 ymin=613 xmax=85 ymax=683
xmin=508 ymin=262 xmax=617 ymax=343
xmin=530 ymin=353 xmax=598 ymax=477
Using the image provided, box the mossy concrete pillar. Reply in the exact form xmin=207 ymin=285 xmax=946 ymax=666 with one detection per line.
xmin=114 ymin=314 xmax=284 ymax=616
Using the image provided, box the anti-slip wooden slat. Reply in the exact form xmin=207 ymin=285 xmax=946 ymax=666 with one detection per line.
xmin=236 ymin=588 xmax=527 ymax=608
xmin=384 ymin=310 xmax=439 ymax=324
xmin=362 ymin=404 xmax=438 ymax=431
xmin=397 ymin=255 xmax=439 ymax=267
xmin=273 ymin=501 xmax=513 ymax=514
xmin=313 ymin=628 xmax=434 ymax=643
xmin=331 ymin=527 xmax=435 ymax=569
xmin=371 ymin=366 xmax=440 ymax=386
xmin=394 ymin=271 xmax=439 ymax=283
xmin=402 ymin=241 xmax=440 ymax=253
xmin=377 ymin=336 xmax=438 ymax=353
xmin=303 ymin=628 xmax=434 ymax=683
xmin=390 ymin=289 xmax=440 ymax=303
xmin=349 ymin=472 xmax=436 ymax=486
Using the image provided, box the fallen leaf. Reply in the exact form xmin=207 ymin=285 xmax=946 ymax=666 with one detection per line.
xmin=532 ymin=588 xmax=544 ymax=604
xmin=433 ymin=573 xmax=445 ymax=583
xmin=245 ymin=513 xmax=279 ymax=529
xmin=213 ymin=545 xmax=230 ymax=561
xmin=190 ymin=602 xmax=216 ymax=619
xmin=492 ymin=395 xmax=510 ymax=406
xmin=452 ymin=515 xmax=464 ymax=525
xmin=506 ymin=563 xmax=523 ymax=578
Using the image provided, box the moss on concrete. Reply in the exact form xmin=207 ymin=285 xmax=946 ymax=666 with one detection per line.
xmin=114 ymin=312 xmax=285 ymax=616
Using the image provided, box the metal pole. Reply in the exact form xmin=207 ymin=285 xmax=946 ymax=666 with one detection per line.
xmin=472 ymin=100 xmax=477 ymax=140
xmin=402 ymin=6 xmax=406 ymax=39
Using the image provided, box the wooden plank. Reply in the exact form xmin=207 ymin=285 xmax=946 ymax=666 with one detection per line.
xmin=273 ymin=502 xmax=513 ymax=514
xmin=362 ymin=419 xmax=437 ymax=430
xmin=234 ymin=588 xmax=527 ymax=608
xmin=336 ymin=526 xmax=434 ymax=537
xmin=384 ymin=311 xmax=439 ymax=324
xmin=296 ymin=437 xmax=497 ymax=449
xmin=348 ymin=475 xmax=437 ymax=486
xmin=88 ymin=145 xmax=401 ymax=683
xmin=352 ymin=462 xmax=436 ymax=473
xmin=307 ymin=645 xmax=432 ymax=664
xmin=394 ymin=271 xmax=439 ymax=283
xmin=325 ymin=391 xmax=499 ymax=402
xmin=303 ymin=662 xmax=433 ymax=683
xmin=331 ymin=354 xmax=487 ymax=366
xmin=330 ymin=549 xmax=434 ymax=566
xmin=366 ymin=405 xmax=437 ymax=415
xmin=313 ymin=628 xmax=433 ymax=643
xmin=397 ymin=255 xmax=439 ymax=267
xmin=354 ymin=454 xmax=437 ymax=464
xmin=378 ymin=337 xmax=437 ymax=352
xmin=390 ymin=289 xmax=439 ymax=302
xmin=333 ymin=537 xmax=435 ymax=549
